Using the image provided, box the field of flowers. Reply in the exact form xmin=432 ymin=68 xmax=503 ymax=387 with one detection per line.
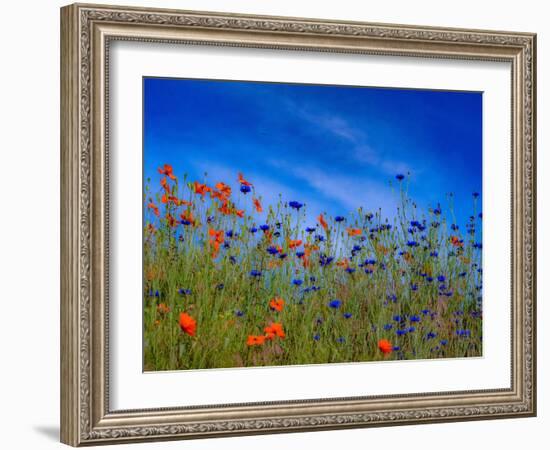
xmin=143 ymin=164 xmax=482 ymax=371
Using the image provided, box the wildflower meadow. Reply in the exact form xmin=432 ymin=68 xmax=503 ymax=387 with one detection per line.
xmin=143 ymin=166 xmax=483 ymax=371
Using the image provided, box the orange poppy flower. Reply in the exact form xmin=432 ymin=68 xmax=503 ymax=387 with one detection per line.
xmin=156 ymin=303 xmax=170 ymax=314
xmin=180 ymin=210 xmax=195 ymax=226
xmin=346 ymin=228 xmax=362 ymax=236
xmin=318 ymin=213 xmax=328 ymax=231
xmin=208 ymin=228 xmax=225 ymax=258
xmin=378 ymin=339 xmax=393 ymax=354
xmin=215 ymin=182 xmax=232 ymax=198
xmin=160 ymin=177 xmax=170 ymax=193
xmin=336 ymin=258 xmax=350 ymax=269
xmin=166 ymin=213 xmax=178 ymax=228
xmin=238 ymin=172 xmax=253 ymax=187
xmin=253 ymin=197 xmax=263 ymax=213
xmin=269 ymin=297 xmax=285 ymax=312
xmin=246 ymin=335 xmax=266 ymax=346
xmin=288 ymin=239 xmax=302 ymax=249
xmin=450 ymin=236 xmax=464 ymax=247
xmin=264 ymin=322 xmax=285 ymax=340
xmin=158 ymin=164 xmax=176 ymax=180
xmin=193 ymin=181 xmax=211 ymax=196
xmin=235 ymin=209 xmax=244 ymax=218
xmin=147 ymin=202 xmax=159 ymax=217
xmin=179 ymin=312 xmax=196 ymax=336
xmin=146 ymin=223 xmax=156 ymax=234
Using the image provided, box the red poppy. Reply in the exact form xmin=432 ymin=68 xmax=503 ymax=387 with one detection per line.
xmin=160 ymin=177 xmax=170 ymax=193
xmin=238 ymin=173 xmax=253 ymax=187
xmin=156 ymin=303 xmax=170 ymax=314
xmin=288 ymin=239 xmax=302 ymax=249
xmin=450 ymin=236 xmax=464 ymax=247
xmin=166 ymin=213 xmax=178 ymax=228
xmin=269 ymin=297 xmax=285 ymax=312
xmin=336 ymin=258 xmax=350 ymax=269
xmin=158 ymin=164 xmax=176 ymax=180
xmin=235 ymin=209 xmax=244 ymax=218
xmin=264 ymin=322 xmax=285 ymax=340
xmin=378 ymin=339 xmax=393 ymax=354
xmin=215 ymin=182 xmax=232 ymax=199
xmin=253 ymin=197 xmax=263 ymax=213
xmin=193 ymin=181 xmax=211 ymax=196
xmin=208 ymin=228 xmax=225 ymax=258
xmin=346 ymin=227 xmax=362 ymax=236
xmin=246 ymin=335 xmax=266 ymax=346
xmin=180 ymin=210 xmax=196 ymax=226
xmin=147 ymin=202 xmax=159 ymax=217
xmin=318 ymin=213 xmax=328 ymax=231
xmin=179 ymin=312 xmax=196 ymax=336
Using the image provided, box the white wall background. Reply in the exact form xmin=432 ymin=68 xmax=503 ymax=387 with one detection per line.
xmin=0 ymin=1 xmax=546 ymax=449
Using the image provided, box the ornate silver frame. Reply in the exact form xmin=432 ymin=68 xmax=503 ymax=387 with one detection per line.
xmin=60 ymin=3 xmax=536 ymax=446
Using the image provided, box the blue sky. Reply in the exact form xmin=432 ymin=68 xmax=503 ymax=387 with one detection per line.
xmin=143 ymin=77 xmax=482 ymax=228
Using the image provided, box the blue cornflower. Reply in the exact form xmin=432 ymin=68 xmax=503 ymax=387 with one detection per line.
xmin=229 ymin=256 xmax=237 ymax=264
xmin=289 ymin=201 xmax=304 ymax=210
xmin=426 ymin=276 xmax=434 ymax=282
xmin=329 ymin=299 xmax=342 ymax=309
xmin=278 ymin=253 xmax=287 ymax=260
xmin=223 ymin=242 xmax=230 ymax=249
xmin=240 ymin=185 xmax=251 ymax=194
xmin=364 ymin=259 xmax=376 ymax=265
xmin=319 ymin=255 xmax=334 ymax=266
xmin=216 ymin=283 xmax=224 ymax=290
xmin=250 ymin=270 xmax=262 ymax=277
xmin=474 ymin=242 xmax=482 ymax=249
xmin=313 ymin=334 xmax=321 ymax=341
xmin=249 ymin=227 xmax=258 ymax=233
xmin=396 ymin=174 xmax=405 ymax=181
xmin=440 ymin=339 xmax=448 ymax=346
xmin=456 ymin=329 xmax=472 ymax=337
xmin=296 ymin=251 xmax=305 ymax=258
xmin=305 ymin=227 xmax=316 ymax=233
xmin=426 ymin=331 xmax=437 ymax=340
xmin=392 ymin=346 xmax=401 ymax=351
xmin=396 ymin=329 xmax=408 ymax=336
xmin=267 ymin=246 xmax=279 ymax=255
xmin=459 ymin=272 xmax=467 ymax=277
xmin=393 ymin=315 xmax=403 ymax=322
xmin=479 ymin=212 xmax=483 ymax=219
xmin=472 ymin=192 xmax=480 ymax=198
xmin=343 ymin=312 xmax=352 ymax=319
xmin=433 ymin=206 xmax=442 ymax=215
xmin=180 ymin=219 xmax=192 ymax=226
xmin=407 ymin=240 xmax=419 ymax=247
xmin=235 ymin=310 xmax=244 ymax=317
xmin=352 ymin=245 xmax=362 ymax=252
xmin=178 ymin=288 xmax=192 ymax=296
xmin=364 ymin=269 xmax=373 ymax=275
xmin=408 ymin=326 xmax=416 ymax=333
xmin=225 ymin=230 xmax=234 ymax=238
xmin=206 ymin=216 xmax=215 ymax=223
xmin=154 ymin=290 xmax=160 ymax=298
xmin=335 ymin=216 xmax=345 ymax=222
xmin=410 ymin=315 xmax=421 ymax=323
xmin=384 ymin=324 xmax=393 ymax=331
xmin=336 ymin=337 xmax=346 ymax=343
xmin=451 ymin=224 xmax=459 ymax=231
xmin=411 ymin=284 xmax=418 ymax=291
xmin=315 ymin=235 xmax=325 ymax=242
xmin=365 ymin=213 xmax=374 ymax=221
xmin=292 ymin=279 xmax=303 ymax=286
xmin=437 ymin=275 xmax=446 ymax=282
xmin=430 ymin=251 xmax=438 ymax=257
xmin=421 ymin=309 xmax=430 ymax=315
xmin=260 ymin=224 xmax=270 ymax=231
xmin=345 ymin=268 xmax=356 ymax=274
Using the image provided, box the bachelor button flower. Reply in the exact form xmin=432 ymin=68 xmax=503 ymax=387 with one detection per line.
xmin=440 ymin=339 xmax=448 ymax=346
xmin=393 ymin=315 xmax=404 ymax=322
xmin=292 ymin=279 xmax=303 ymax=286
xmin=315 ymin=235 xmax=325 ymax=242
xmin=410 ymin=315 xmax=421 ymax=323
xmin=305 ymin=227 xmax=316 ymax=233
xmin=426 ymin=331 xmax=437 ymax=340
xmin=384 ymin=324 xmax=393 ymax=331
xmin=229 ymin=256 xmax=237 ymax=264
xmin=335 ymin=216 xmax=345 ymax=222
xmin=479 ymin=212 xmax=483 ymax=219
xmin=289 ymin=201 xmax=304 ymax=210
xmin=353 ymin=245 xmax=362 ymax=252
xmin=474 ymin=242 xmax=483 ymax=249
xmin=343 ymin=312 xmax=352 ymax=319
xmin=408 ymin=326 xmax=416 ymax=333
xmin=240 ymin=185 xmax=251 ymax=194
xmin=437 ymin=275 xmax=446 ymax=282
xmin=296 ymin=251 xmax=305 ymax=258
xmin=178 ymin=288 xmax=192 ymax=296
xmin=433 ymin=206 xmax=442 ymax=215
xmin=225 ymin=230 xmax=234 ymax=238
xmin=421 ymin=309 xmax=430 ymax=315
xmin=260 ymin=224 xmax=270 ymax=231
xmin=329 ymin=299 xmax=342 ymax=309
xmin=267 ymin=246 xmax=279 ymax=255
xmin=473 ymin=192 xmax=480 ymax=198
xmin=407 ymin=240 xmax=419 ymax=247
xmin=411 ymin=284 xmax=418 ymax=291
xmin=364 ymin=269 xmax=373 ymax=275
xmin=451 ymin=224 xmax=459 ymax=231
xmin=250 ymin=270 xmax=262 ymax=278
xmin=216 ymin=283 xmax=224 ymax=290
xmin=345 ymin=268 xmax=356 ymax=274
xmin=426 ymin=276 xmax=434 ymax=283
xmin=396 ymin=329 xmax=408 ymax=336
xmin=278 ymin=253 xmax=287 ymax=260
xmin=396 ymin=174 xmax=405 ymax=181
xmin=249 ymin=227 xmax=258 ymax=233
xmin=430 ymin=251 xmax=438 ymax=257
xmin=313 ymin=334 xmax=321 ymax=341
xmin=336 ymin=337 xmax=346 ymax=344
xmin=154 ymin=290 xmax=160 ymax=298
xmin=235 ymin=310 xmax=244 ymax=317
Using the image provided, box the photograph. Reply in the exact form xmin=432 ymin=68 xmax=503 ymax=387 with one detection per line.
xmin=142 ymin=77 xmax=483 ymax=371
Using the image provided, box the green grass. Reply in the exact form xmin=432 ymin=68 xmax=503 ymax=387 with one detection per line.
xmin=143 ymin=168 xmax=482 ymax=371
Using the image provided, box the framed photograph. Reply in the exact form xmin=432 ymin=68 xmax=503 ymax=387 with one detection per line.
xmin=60 ymin=3 xmax=536 ymax=446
